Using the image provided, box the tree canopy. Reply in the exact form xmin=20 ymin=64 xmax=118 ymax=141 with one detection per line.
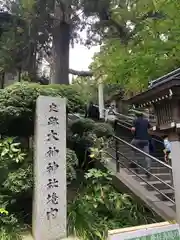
xmin=1 ymin=0 xmax=180 ymax=89
xmin=91 ymin=1 xmax=180 ymax=96
xmin=0 ymin=0 xmax=140 ymax=84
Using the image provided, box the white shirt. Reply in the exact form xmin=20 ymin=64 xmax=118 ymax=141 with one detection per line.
xmin=164 ymin=139 xmax=171 ymax=152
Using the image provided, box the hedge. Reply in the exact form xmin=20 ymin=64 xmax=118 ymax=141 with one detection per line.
xmin=0 ymin=82 xmax=85 ymax=136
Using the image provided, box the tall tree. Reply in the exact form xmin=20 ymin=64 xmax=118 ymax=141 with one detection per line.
xmin=0 ymin=0 xmax=169 ymax=84
xmin=0 ymin=0 xmax=139 ymax=84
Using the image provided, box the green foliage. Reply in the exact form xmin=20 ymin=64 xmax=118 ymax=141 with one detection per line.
xmin=70 ymin=119 xmax=114 ymax=138
xmin=0 ymin=0 xmax=135 ymax=83
xmin=0 ymin=82 xmax=85 ymax=136
xmin=68 ymin=169 xmax=156 ymax=240
xmin=70 ymin=119 xmax=95 ymax=136
xmin=68 ymin=118 xmax=114 ymax=168
xmin=72 ymin=78 xmax=124 ymax=106
xmin=92 ymin=122 xmax=114 ymax=138
xmin=0 ymin=136 xmax=78 ymax=229
xmin=0 ymin=207 xmax=21 ymax=240
xmin=0 ymin=208 xmax=9 ymax=215
xmin=3 ymin=165 xmax=33 ymax=194
xmin=0 ymin=145 xmax=78 ymax=199
xmin=0 ymin=138 xmax=26 ymax=165
xmin=92 ymin=1 xmax=180 ymax=96
xmin=0 ymin=212 xmax=18 ymax=228
xmin=0 ymin=229 xmax=21 ymax=240
xmin=72 ymin=77 xmax=98 ymax=104
xmin=0 ymin=138 xmax=32 ymax=225
xmin=0 ymin=14 xmax=29 ymax=73
xmin=67 ymin=149 xmax=78 ymax=184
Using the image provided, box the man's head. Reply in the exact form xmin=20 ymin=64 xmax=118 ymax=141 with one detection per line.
xmin=136 ymin=112 xmax=143 ymax=118
xmin=163 ymin=135 xmax=168 ymax=140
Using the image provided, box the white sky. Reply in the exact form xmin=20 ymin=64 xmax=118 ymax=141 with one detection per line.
xmin=69 ymin=15 xmax=100 ymax=72
xmin=42 ymin=43 xmax=100 ymax=79
xmin=42 ymin=29 xmax=100 ymax=78
xmin=70 ymin=44 xmax=100 ymax=71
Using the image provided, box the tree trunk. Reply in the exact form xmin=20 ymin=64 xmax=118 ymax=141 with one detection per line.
xmin=27 ymin=42 xmax=37 ymax=82
xmin=51 ymin=22 xmax=70 ymax=85
xmin=0 ymin=71 xmax=5 ymax=89
xmin=17 ymin=68 xmax=21 ymax=82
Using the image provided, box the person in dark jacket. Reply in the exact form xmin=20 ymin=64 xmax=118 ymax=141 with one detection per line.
xmin=85 ymin=102 xmax=99 ymax=120
xmin=149 ymin=137 xmax=155 ymax=156
xmin=131 ymin=112 xmax=151 ymax=178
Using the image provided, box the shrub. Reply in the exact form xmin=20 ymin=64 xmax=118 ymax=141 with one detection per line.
xmin=93 ymin=122 xmax=114 ymax=138
xmin=0 ymin=227 xmax=21 ymax=240
xmin=70 ymin=118 xmax=95 ymax=136
xmin=0 ymin=137 xmax=78 ymax=225
xmin=68 ymin=119 xmax=114 ymax=168
xmin=70 ymin=119 xmax=114 ymax=138
xmin=68 ymin=169 xmax=156 ymax=240
xmin=67 ymin=149 xmax=78 ymax=184
xmin=0 ymin=82 xmax=85 ymax=136
xmin=0 ymin=208 xmax=22 ymax=240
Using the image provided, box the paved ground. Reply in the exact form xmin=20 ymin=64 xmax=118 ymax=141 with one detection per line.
xmin=21 ymin=234 xmax=33 ymax=240
xmin=22 ymin=233 xmax=79 ymax=240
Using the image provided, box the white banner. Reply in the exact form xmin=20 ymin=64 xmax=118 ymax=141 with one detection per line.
xmin=108 ymin=222 xmax=180 ymax=240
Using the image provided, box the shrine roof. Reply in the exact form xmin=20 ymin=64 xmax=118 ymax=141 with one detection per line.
xmin=126 ymin=68 xmax=180 ymax=107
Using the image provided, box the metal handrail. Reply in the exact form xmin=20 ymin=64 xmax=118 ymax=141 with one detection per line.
xmin=115 ymin=118 xmax=163 ymax=145
xmin=113 ymin=135 xmax=172 ymax=170
xmin=68 ymin=113 xmax=174 ymax=203
xmin=112 ymin=111 xmax=163 ymax=144
xmin=97 ymin=104 xmax=155 ymax=121
xmin=116 ymin=120 xmax=131 ymax=129
xmin=109 ymin=145 xmax=173 ymax=191
xmin=106 ymin=150 xmax=175 ymax=204
xmin=68 ymin=112 xmax=166 ymax=166
xmin=111 ymin=110 xmax=134 ymax=121
xmin=96 ymin=105 xmax=163 ymax=144
xmin=108 ymin=136 xmax=174 ymax=203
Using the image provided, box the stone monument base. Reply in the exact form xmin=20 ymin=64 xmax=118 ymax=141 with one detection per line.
xmin=22 ymin=233 xmax=79 ymax=240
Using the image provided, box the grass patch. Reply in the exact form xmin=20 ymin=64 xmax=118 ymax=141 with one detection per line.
xmin=0 ymin=227 xmax=22 ymax=240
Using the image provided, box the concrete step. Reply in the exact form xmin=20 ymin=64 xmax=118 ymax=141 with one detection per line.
xmin=119 ymin=154 xmax=164 ymax=164
xmin=107 ymin=145 xmax=169 ymax=171
xmin=130 ymin=172 xmax=172 ymax=181
xmin=119 ymin=146 xmax=164 ymax=154
xmin=163 ymin=201 xmax=176 ymax=210
xmin=115 ymin=134 xmax=164 ymax=145
xmin=116 ymin=160 xmax=165 ymax=171
xmin=111 ymin=138 xmax=164 ymax=149
xmin=117 ymin=144 xmax=163 ymax=153
xmin=118 ymin=150 xmax=164 ymax=160
xmin=140 ymin=180 xmax=172 ymax=191
xmin=130 ymin=167 xmax=170 ymax=174
xmin=106 ymin=152 xmax=170 ymax=172
xmin=118 ymin=158 xmax=165 ymax=168
xmin=108 ymin=149 xmax=164 ymax=162
xmin=150 ymin=189 xmax=174 ymax=195
xmin=107 ymin=154 xmax=170 ymax=172
xmin=154 ymin=189 xmax=174 ymax=202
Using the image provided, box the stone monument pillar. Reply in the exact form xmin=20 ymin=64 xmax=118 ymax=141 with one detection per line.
xmin=33 ymin=96 xmax=67 ymax=239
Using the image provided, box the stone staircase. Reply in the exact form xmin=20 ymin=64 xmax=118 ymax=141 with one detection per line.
xmin=107 ymin=122 xmax=175 ymax=219
xmin=68 ymin=112 xmax=176 ymax=220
